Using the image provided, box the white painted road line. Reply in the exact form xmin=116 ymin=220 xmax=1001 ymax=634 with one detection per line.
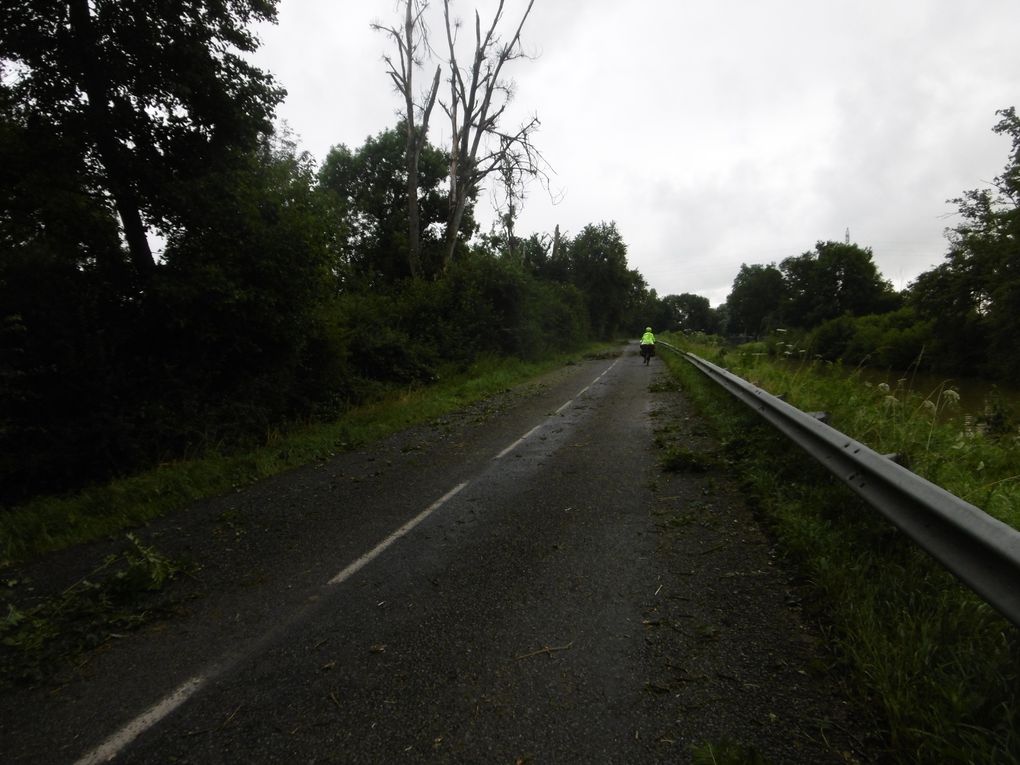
xmin=74 ymin=483 xmax=471 ymax=764
xmin=69 ymin=357 xmax=622 ymax=763
xmin=328 ymin=482 xmax=469 ymax=586
xmin=494 ymin=424 xmax=543 ymax=459
xmin=504 ymin=359 xmax=620 ymax=458
xmin=577 ymin=358 xmax=617 ymax=398
xmin=74 ymin=677 xmax=206 ymax=765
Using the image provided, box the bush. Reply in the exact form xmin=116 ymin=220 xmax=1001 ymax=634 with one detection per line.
xmin=802 ymin=308 xmax=936 ymax=372
xmin=1 ymin=241 xmax=595 ymax=508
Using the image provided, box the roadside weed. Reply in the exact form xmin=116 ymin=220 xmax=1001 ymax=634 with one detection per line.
xmin=660 ymin=338 xmax=1020 ymax=763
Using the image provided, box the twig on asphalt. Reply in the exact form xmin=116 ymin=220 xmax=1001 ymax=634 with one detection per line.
xmin=218 ymin=704 xmax=243 ymax=730
xmin=515 ymin=640 xmax=574 ymax=660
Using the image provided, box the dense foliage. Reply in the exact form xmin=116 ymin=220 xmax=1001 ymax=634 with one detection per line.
xmin=714 ymin=107 xmax=1020 ymax=382
xmin=723 ymin=242 xmax=899 ymax=339
xmin=0 ymin=5 xmax=663 ymax=507
xmin=5 ymin=1 xmax=1012 ymax=509
xmin=0 ymin=0 xmax=284 ymax=277
xmin=909 ymin=107 xmax=1020 ymax=379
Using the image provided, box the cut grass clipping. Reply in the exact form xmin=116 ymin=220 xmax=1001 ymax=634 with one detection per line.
xmin=1 ymin=534 xmax=183 ymax=686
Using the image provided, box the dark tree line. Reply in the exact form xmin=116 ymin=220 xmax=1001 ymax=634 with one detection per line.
xmin=723 ymin=241 xmax=899 ymax=338
xmin=707 ymin=107 xmax=1020 ymax=380
xmin=0 ymin=2 xmax=658 ymax=506
xmin=16 ymin=2 xmax=1012 ymax=508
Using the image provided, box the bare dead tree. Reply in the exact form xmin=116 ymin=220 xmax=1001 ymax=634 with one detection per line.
xmin=440 ymin=0 xmax=544 ymax=269
xmin=495 ymin=135 xmax=521 ymax=260
xmin=373 ymin=1 xmax=442 ymax=279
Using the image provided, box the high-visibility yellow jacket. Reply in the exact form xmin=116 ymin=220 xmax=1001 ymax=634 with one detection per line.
xmin=640 ymin=330 xmax=655 ymax=345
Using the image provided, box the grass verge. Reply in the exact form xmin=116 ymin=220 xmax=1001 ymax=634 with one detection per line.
xmin=0 ymin=346 xmax=618 ymax=566
xmin=659 ymin=336 xmax=1020 ymax=765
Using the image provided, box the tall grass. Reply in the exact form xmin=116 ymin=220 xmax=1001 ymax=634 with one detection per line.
xmin=0 ymin=348 xmax=612 ymax=565
xmin=661 ymin=335 xmax=1019 ymax=764
xmin=720 ymin=343 xmax=1020 ymax=533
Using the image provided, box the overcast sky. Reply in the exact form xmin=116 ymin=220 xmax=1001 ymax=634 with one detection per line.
xmin=250 ymin=1 xmax=1020 ymax=306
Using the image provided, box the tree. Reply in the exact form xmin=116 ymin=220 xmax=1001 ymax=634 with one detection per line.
xmin=565 ymin=222 xmax=637 ymax=338
xmin=663 ymin=293 xmax=716 ymax=333
xmin=519 ymin=232 xmax=553 ymax=274
xmin=780 ymin=241 xmax=897 ymax=328
xmin=318 ymin=125 xmax=452 ymax=284
xmin=0 ymin=0 xmax=283 ymax=280
xmin=373 ymin=0 xmax=443 ymax=279
xmin=629 ymin=288 xmax=674 ymax=335
xmin=0 ymin=86 xmax=125 ymax=278
xmin=157 ymin=132 xmax=335 ymax=406
xmin=910 ymin=107 xmax=1020 ymax=377
xmin=440 ymin=0 xmax=543 ymax=268
xmin=725 ymin=263 xmax=784 ymax=337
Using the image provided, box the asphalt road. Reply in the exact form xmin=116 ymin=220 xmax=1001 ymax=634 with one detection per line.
xmin=1 ymin=345 xmax=870 ymax=763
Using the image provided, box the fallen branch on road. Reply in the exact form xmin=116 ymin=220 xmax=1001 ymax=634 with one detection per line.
xmin=515 ymin=641 xmax=574 ymax=660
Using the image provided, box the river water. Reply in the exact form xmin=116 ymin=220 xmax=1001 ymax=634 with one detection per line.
xmin=841 ymin=365 xmax=1020 ymax=423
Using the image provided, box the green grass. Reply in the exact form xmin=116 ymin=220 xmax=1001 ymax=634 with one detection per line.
xmin=0 ymin=346 xmax=618 ymax=565
xmin=691 ymin=340 xmax=1020 ymax=532
xmin=659 ymin=335 xmax=1020 ymax=765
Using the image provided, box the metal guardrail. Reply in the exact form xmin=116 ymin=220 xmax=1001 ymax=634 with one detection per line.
xmin=657 ymin=340 xmax=1020 ymax=628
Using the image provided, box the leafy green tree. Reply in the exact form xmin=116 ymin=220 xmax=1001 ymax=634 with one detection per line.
xmin=157 ymin=134 xmax=335 ymax=409
xmin=0 ymin=87 xmax=126 ymax=279
xmin=908 ymin=259 xmax=989 ymax=373
xmin=663 ymin=293 xmax=716 ymax=333
xmin=628 ymin=288 xmax=674 ymax=335
xmin=725 ymin=263 xmax=784 ymax=337
xmin=710 ymin=303 xmax=730 ymax=336
xmin=911 ymin=107 xmax=1020 ymax=378
xmin=318 ymin=125 xmax=452 ymax=284
xmin=537 ymin=226 xmax=572 ymax=283
xmin=0 ymin=0 xmax=283 ymax=279
xmin=1 ymin=127 xmax=343 ymax=502
xmin=519 ymin=233 xmax=554 ymax=275
xmin=780 ymin=241 xmax=898 ymax=328
xmin=565 ymin=222 xmax=638 ymax=338
xmin=839 ymin=307 xmax=933 ymax=370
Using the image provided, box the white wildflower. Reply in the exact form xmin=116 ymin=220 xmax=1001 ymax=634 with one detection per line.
xmin=941 ymin=389 xmax=961 ymax=405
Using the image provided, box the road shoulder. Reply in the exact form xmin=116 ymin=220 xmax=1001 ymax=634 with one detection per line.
xmin=641 ymin=366 xmax=875 ymax=762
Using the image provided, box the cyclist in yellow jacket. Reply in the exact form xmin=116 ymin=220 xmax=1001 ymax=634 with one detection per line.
xmin=640 ymin=327 xmax=655 ymax=365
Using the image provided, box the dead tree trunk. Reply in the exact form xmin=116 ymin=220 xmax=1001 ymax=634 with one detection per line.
xmin=374 ymin=1 xmax=441 ymax=279
xmin=440 ymin=0 xmax=540 ymax=270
